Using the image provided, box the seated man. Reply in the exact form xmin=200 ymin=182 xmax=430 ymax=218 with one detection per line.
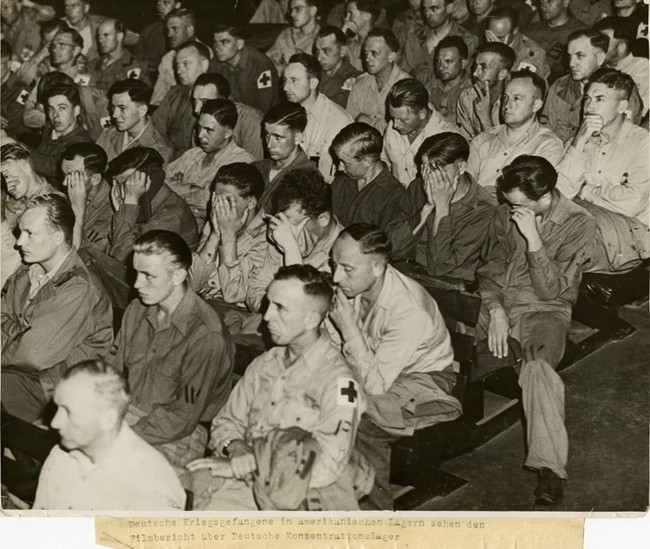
xmin=134 ymin=0 xmax=180 ymax=73
xmin=314 ymin=26 xmax=361 ymax=109
xmin=32 ymin=82 xmax=92 ymax=184
xmin=341 ymin=0 xmax=383 ymax=71
xmin=190 ymin=73 xmax=264 ymax=161
xmin=89 ymin=19 xmax=150 ymax=90
xmin=61 ymin=142 xmax=113 ymax=253
xmin=255 ymin=101 xmax=317 ymax=211
xmin=456 ymin=41 xmax=515 ymax=140
xmin=187 ymin=265 xmax=368 ymax=511
xmin=245 ymin=169 xmax=343 ymax=318
xmin=467 ymin=70 xmax=563 ymax=196
xmin=283 ymin=53 xmax=353 ymax=182
xmin=524 ymin=0 xmax=588 ymax=83
xmin=33 ymin=359 xmax=186 ymax=511
xmin=485 ymin=6 xmax=549 ymax=78
xmin=392 ymin=0 xmax=427 ymax=50
xmin=400 ymin=0 xmax=478 ymax=77
xmin=381 ymin=78 xmax=459 ymax=187
xmin=107 ymin=147 xmax=198 ymax=265
xmin=557 ymin=68 xmax=649 ymax=273
xmin=346 ymin=28 xmax=410 ymax=133
xmin=330 ymin=122 xmax=409 ymax=231
xmin=388 ymin=132 xmax=497 ymax=283
xmin=190 ymin=163 xmax=268 ymax=316
xmin=594 ymin=16 xmax=649 ymax=117
xmin=1 ymin=142 xmax=61 ymax=229
xmin=165 ymin=98 xmax=254 ymax=229
xmin=425 ymin=35 xmax=470 ymax=125
xmin=1 ymin=194 xmax=113 ymax=423
xmin=96 ymin=79 xmax=173 ymax=163
xmin=210 ymin=23 xmax=279 ymax=114
xmin=327 ymin=224 xmax=460 ymax=510
xmin=266 ymin=0 xmax=320 ymax=74
xmin=474 ymin=155 xmax=596 ymax=505
xmin=0 ymin=0 xmax=56 ymax=63
xmin=108 ymin=230 xmax=234 ymax=469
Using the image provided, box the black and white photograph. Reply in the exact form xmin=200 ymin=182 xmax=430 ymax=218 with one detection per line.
xmin=0 ymin=0 xmax=648 ymax=520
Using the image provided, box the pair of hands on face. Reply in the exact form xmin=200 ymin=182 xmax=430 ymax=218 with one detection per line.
xmin=110 ymin=170 xmax=151 ymax=212
xmin=422 ymin=161 xmax=456 ymax=213
xmin=265 ymin=212 xmax=307 ymax=256
xmin=64 ymin=170 xmax=89 ymax=214
xmin=207 ymin=192 xmax=245 ymax=242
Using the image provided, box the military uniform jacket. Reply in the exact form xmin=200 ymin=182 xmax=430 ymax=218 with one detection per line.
xmin=89 ymin=50 xmax=150 ymax=90
xmin=319 ymin=58 xmax=360 ymax=109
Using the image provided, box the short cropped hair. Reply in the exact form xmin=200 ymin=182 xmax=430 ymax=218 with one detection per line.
xmin=387 ymin=78 xmax=429 ymax=112
xmin=586 ymin=67 xmax=635 ymax=100
xmin=273 ymin=264 xmax=334 ymax=309
xmin=487 ymin=6 xmax=520 ymax=29
xmin=44 ymin=82 xmax=81 ymax=109
xmin=55 ymin=27 xmax=84 ymax=50
xmin=498 ymin=155 xmax=557 ymax=200
xmin=107 ymin=79 xmax=153 ymax=105
xmin=416 ymin=132 xmax=470 ymax=168
xmin=36 ymin=72 xmax=76 ymax=106
xmin=272 ymin=168 xmax=331 ymax=218
xmin=567 ymin=29 xmax=609 ymax=54
xmin=133 ymin=229 xmax=192 ymax=271
xmin=194 ymin=72 xmax=231 ymax=98
xmin=365 ymin=27 xmax=400 ymax=53
xmin=288 ymin=52 xmax=322 ymax=81
xmin=107 ymin=147 xmax=165 ymax=178
xmin=331 ymin=122 xmax=382 ymax=162
xmin=436 ymin=35 xmax=468 ymax=60
xmin=213 ymin=23 xmax=245 ymax=40
xmin=103 ymin=18 xmax=127 ymax=36
xmin=1 ymin=40 xmax=12 ymax=59
xmin=24 ymin=193 xmax=75 ymax=247
xmin=263 ymin=101 xmax=308 ymax=132
xmin=165 ymin=7 xmax=195 ymax=27
xmin=316 ymin=25 xmax=346 ymax=46
xmin=508 ymin=69 xmax=547 ymax=101
xmin=199 ymin=98 xmax=238 ymax=129
xmin=1 ymin=142 xmax=31 ymax=163
xmin=593 ymin=16 xmax=635 ymax=48
xmin=213 ymin=162 xmax=265 ymax=201
xmin=475 ymin=42 xmax=516 ymax=71
xmin=339 ymin=223 xmax=391 ymax=261
xmin=61 ymin=359 xmax=130 ymax=421
xmin=176 ymin=40 xmax=211 ymax=61
xmin=61 ymin=142 xmax=108 ymax=176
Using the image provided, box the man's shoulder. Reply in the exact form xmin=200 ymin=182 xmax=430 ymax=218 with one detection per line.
xmin=235 ymin=101 xmax=264 ymax=120
xmin=319 ymin=94 xmax=354 ymax=123
xmin=380 ymin=266 xmax=439 ymax=317
xmin=243 ymin=45 xmax=276 ymax=69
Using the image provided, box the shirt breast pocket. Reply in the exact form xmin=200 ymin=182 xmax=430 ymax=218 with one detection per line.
xmin=271 ymin=395 xmax=321 ymax=432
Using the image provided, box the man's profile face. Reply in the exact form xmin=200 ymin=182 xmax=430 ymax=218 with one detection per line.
xmin=196 ymin=113 xmax=230 ymax=153
xmin=264 ymin=122 xmax=300 ymax=161
xmin=2 ymin=159 xmax=32 ymax=200
xmin=472 ymin=51 xmax=503 ymax=89
xmin=132 ymin=251 xmax=178 ymax=306
xmin=283 ymin=63 xmax=313 ymax=104
xmin=16 ymin=206 xmax=61 ymax=264
xmin=191 ymin=84 xmax=220 ymax=117
xmin=51 ymin=373 xmax=105 ymax=452
xmin=213 ymin=31 xmax=241 ymax=64
xmin=363 ymin=36 xmax=394 ymax=76
xmin=314 ymin=34 xmax=344 ymax=73
xmin=331 ymin=232 xmax=379 ymax=298
xmin=435 ymin=46 xmax=465 ymax=82
xmin=568 ymin=36 xmax=603 ymax=83
xmin=264 ymin=278 xmax=313 ymax=345
xmin=175 ymin=47 xmax=206 ymax=87
xmin=110 ymin=92 xmax=145 ymax=132
xmin=421 ymin=0 xmax=451 ymax=30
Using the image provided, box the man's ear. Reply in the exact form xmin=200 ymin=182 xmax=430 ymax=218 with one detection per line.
xmin=388 ymin=50 xmax=397 ymax=64
xmin=316 ymin=211 xmax=331 ymax=228
xmin=532 ymin=97 xmax=543 ymax=114
xmin=294 ymin=130 xmax=304 ymax=146
xmin=498 ymin=68 xmax=509 ymax=82
xmin=456 ymin=159 xmax=467 ymax=176
xmin=236 ymin=38 xmax=245 ymax=52
xmin=224 ymin=127 xmax=234 ymax=140
xmin=99 ymin=407 xmax=119 ymax=432
xmin=53 ymin=229 xmax=65 ymax=247
xmin=89 ymin=172 xmax=102 ymax=187
xmin=309 ymin=76 xmax=319 ymax=91
xmin=200 ymin=58 xmax=210 ymax=73
xmin=596 ymin=50 xmax=606 ymax=68
xmin=617 ymin=99 xmax=629 ymax=116
xmin=371 ymin=258 xmax=387 ymax=278
xmin=137 ymin=103 xmax=148 ymax=119
xmin=340 ymin=45 xmax=348 ymax=59
xmin=303 ymin=309 xmax=321 ymax=332
xmin=73 ymin=105 xmax=81 ymax=119
xmin=461 ymin=58 xmax=468 ymax=70
xmin=83 ymin=3 xmax=90 ymax=15
xmin=172 ymin=267 xmax=188 ymax=287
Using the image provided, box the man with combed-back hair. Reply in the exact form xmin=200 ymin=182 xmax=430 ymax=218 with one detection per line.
xmin=96 ymin=79 xmax=173 ymax=163
xmin=165 ymin=98 xmax=254 ymax=230
xmin=107 ymin=230 xmax=234 ymax=471
xmin=346 ymin=28 xmax=410 ymax=133
xmin=381 ymin=78 xmax=460 ymax=187
xmin=209 ymin=23 xmax=279 ymax=113
xmin=388 ymin=132 xmax=497 ymax=283
xmin=326 ymin=223 xmax=460 ymax=510
xmin=556 ymin=68 xmax=650 ymax=273
xmin=2 ymin=194 xmax=113 ymax=424
xmin=33 ymin=359 xmax=186 ymax=510
xmin=187 ymin=265 xmax=369 ymax=511
xmin=474 ymin=155 xmax=597 ymax=506
xmin=330 ymin=122 xmax=409 ymax=232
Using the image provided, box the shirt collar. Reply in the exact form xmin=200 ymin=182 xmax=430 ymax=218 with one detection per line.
xmin=545 ymin=188 xmax=572 ymax=227
xmin=263 ymin=332 xmax=332 ymax=373
xmin=143 ymin=287 xmax=197 ymax=336
xmin=28 ymin=248 xmax=73 ymax=290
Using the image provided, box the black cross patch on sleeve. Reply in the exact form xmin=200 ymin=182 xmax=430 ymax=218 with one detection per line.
xmin=16 ymin=90 xmax=30 ymax=105
xmin=257 ymin=70 xmax=272 ymax=89
xmin=337 ymin=378 xmax=359 ymax=408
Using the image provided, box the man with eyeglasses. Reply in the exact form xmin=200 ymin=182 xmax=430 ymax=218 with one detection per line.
xmin=266 ymin=0 xmax=320 ymax=74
